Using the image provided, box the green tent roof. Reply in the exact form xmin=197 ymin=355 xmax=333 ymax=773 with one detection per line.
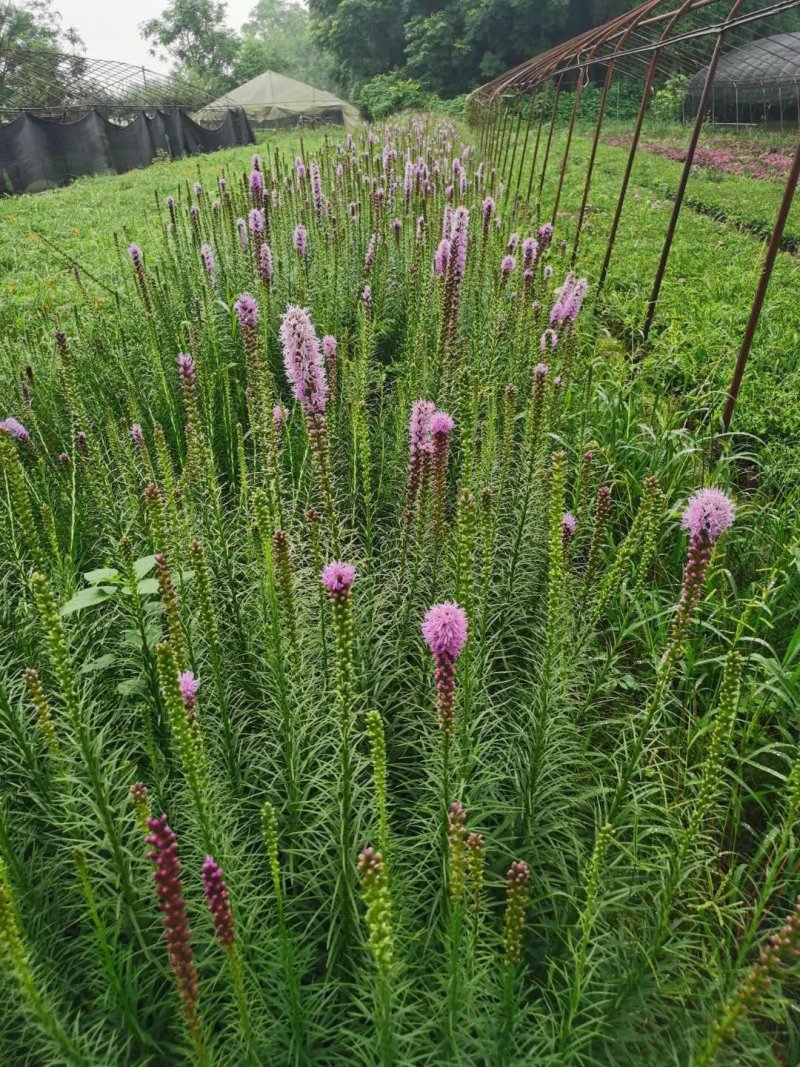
xmin=202 ymin=69 xmax=359 ymax=127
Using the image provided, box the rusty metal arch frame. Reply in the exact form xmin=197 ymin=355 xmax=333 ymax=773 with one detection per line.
xmin=468 ymin=0 xmax=800 ymax=434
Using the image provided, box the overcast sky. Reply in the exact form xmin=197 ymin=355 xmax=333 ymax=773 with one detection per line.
xmin=61 ymin=0 xmax=256 ymax=72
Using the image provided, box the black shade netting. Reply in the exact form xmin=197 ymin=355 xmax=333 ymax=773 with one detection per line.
xmin=0 ymin=107 xmax=254 ymax=195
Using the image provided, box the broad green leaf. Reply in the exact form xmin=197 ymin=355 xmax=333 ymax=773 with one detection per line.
xmin=133 ymin=555 xmax=157 ymax=580
xmin=84 ymin=567 xmax=120 ymax=585
xmin=137 ymin=577 xmax=159 ymax=597
xmin=79 ymin=653 xmax=117 ymax=674
xmin=59 ymin=586 xmax=118 ymax=616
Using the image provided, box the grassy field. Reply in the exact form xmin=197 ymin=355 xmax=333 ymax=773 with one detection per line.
xmin=0 ymin=129 xmax=327 ymax=335
xmin=496 ymin=121 xmax=800 ymax=489
xmin=0 ymin=116 xmax=799 ymax=1065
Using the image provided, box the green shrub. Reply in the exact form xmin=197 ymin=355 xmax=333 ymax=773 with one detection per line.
xmin=651 ymin=74 xmax=690 ymax=124
xmin=354 ymin=72 xmax=427 ymax=120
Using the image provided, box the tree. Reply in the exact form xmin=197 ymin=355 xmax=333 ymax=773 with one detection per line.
xmin=235 ymin=0 xmax=336 ymax=88
xmin=308 ymin=0 xmax=406 ymax=86
xmin=308 ymin=0 xmax=630 ymax=99
xmin=0 ymin=1 xmax=84 ymax=109
xmin=140 ymin=0 xmax=240 ymax=91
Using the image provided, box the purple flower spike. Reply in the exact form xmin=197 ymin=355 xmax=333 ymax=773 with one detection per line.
xmin=434 ymin=238 xmax=451 ymax=277
xmin=501 ymin=254 xmax=516 ymax=278
xmin=145 ymin=816 xmax=200 ymax=1029
xmin=279 ymin=305 xmax=327 ymax=416
xmin=423 ymin=601 xmax=468 ymax=660
xmin=250 ymin=168 xmax=264 ymax=200
xmin=321 ymin=561 xmax=356 ymax=599
xmin=259 ymin=242 xmax=273 ymax=284
xmin=0 ymin=417 xmax=30 ymax=443
xmin=431 ymin=411 xmax=455 ymax=437
xmin=409 ymin=400 xmax=436 ymax=453
xmin=322 ymin=335 xmax=337 ymax=359
xmin=423 ymin=601 xmax=469 ymax=736
xmin=178 ymin=670 xmax=200 ymax=711
xmin=248 ymin=208 xmax=265 ymax=236
xmin=562 ymin=512 xmax=578 ymax=553
xmin=234 ymin=293 xmax=259 ymax=330
xmin=681 ymin=488 xmax=735 ymax=543
xmin=482 ymin=196 xmax=494 ymax=235
xmin=177 ymin=352 xmax=196 ymax=389
xmin=130 ymin=423 xmax=144 ymax=449
xmin=200 ymin=243 xmax=214 ymax=276
xmin=292 ymin=223 xmax=308 ymax=258
xmin=202 ymin=856 xmax=235 ymax=949
xmin=522 ymin=236 xmax=539 ymax=270
xmin=236 ymin=218 xmax=248 ymax=249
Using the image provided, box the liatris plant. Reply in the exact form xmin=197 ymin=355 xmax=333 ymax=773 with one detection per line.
xmin=357 ymin=846 xmax=395 ymax=1065
xmin=156 ymin=643 xmax=211 ymax=846
xmin=23 ymin=666 xmax=59 ymax=759
xmin=280 ymin=305 xmax=338 ymax=551
xmin=665 ymin=488 xmax=736 ymax=669
xmin=403 ymin=398 xmax=435 ymax=540
xmin=0 ymin=857 xmax=82 ymax=1063
xmin=430 ymin=410 xmax=455 ymax=541
xmin=502 ymin=860 xmax=530 ymax=969
xmin=321 ymin=561 xmax=358 ymax=959
xmin=607 ymin=487 xmax=735 ymax=826
xmin=697 ymin=896 xmax=800 ymax=1066
xmin=497 ymin=859 xmax=532 ymax=1059
xmin=145 ymin=816 xmax=203 ymax=1059
xmin=423 ymin=601 xmax=468 ymax=809
xmin=0 ymin=119 xmax=796 ymax=1067
xmin=201 ymin=856 xmax=253 ymax=1047
xmin=366 ymin=710 xmax=390 ymax=863
xmin=129 ymin=782 xmax=151 ymax=835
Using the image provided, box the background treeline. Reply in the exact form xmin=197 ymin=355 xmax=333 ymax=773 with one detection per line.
xmin=2 ymin=0 xmax=799 ymax=123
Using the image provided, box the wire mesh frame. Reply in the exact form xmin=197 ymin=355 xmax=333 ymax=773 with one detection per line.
xmin=0 ymin=47 xmax=215 ymax=113
xmin=468 ymin=0 xmax=800 ymax=433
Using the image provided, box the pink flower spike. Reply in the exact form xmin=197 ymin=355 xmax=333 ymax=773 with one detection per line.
xmin=202 ymin=856 xmax=235 ymax=948
xmin=422 ymin=602 xmax=468 ymax=660
xmin=322 ymin=335 xmax=337 ymax=359
xmin=179 ymin=671 xmax=200 ymax=711
xmin=234 ymin=293 xmax=259 ymax=329
xmin=431 ymin=411 xmax=455 ymax=437
xmin=279 ymin=305 xmax=328 ymax=416
xmin=321 ymin=561 xmax=356 ymax=597
xmin=409 ymin=400 xmax=436 ymax=452
xmin=0 ymin=417 xmax=31 ymax=443
xmin=681 ymin=488 xmax=735 ymax=542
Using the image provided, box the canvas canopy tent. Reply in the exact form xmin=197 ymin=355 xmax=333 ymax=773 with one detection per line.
xmin=202 ymin=70 xmax=359 ymax=128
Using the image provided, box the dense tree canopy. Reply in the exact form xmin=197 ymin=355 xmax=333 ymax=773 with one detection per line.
xmin=308 ymin=0 xmax=643 ymax=96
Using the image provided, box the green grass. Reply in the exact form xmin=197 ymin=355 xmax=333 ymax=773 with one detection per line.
xmin=0 ymin=129 xmax=328 ymax=337
xmin=498 ymin=120 xmax=800 ymax=490
xmin=0 ymin=114 xmax=798 ymax=1066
